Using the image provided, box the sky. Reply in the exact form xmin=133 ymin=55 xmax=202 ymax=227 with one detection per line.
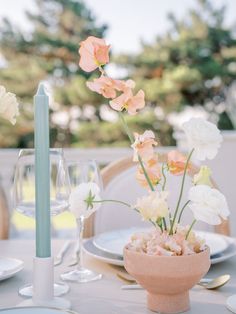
xmin=0 ymin=0 xmax=235 ymax=54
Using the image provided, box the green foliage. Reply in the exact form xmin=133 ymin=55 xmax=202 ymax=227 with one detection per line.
xmin=0 ymin=0 xmax=107 ymax=147
xmin=116 ymin=0 xmax=236 ymax=129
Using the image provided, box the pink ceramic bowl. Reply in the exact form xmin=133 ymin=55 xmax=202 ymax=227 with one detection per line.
xmin=124 ymin=246 xmax=210 ymax=314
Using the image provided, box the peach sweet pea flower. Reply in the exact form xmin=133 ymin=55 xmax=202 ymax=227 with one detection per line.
xmin=131 ymin=130 xmax=157 ymax=162
xmin=86 ymin=77 xmax=135 ymax=99
xmin=136 ymin=156 xmax=161 ymax=188
xmin=109 ymin=88 xmax=145 ymax=115
xmin=167 ymin=150 xmax=188 ymax=175
xmin=79 ymin=36 xmax=110 ymax=72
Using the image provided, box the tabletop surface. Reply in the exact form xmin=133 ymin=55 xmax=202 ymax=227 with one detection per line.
xmin=0 ymin=239 xmax=235 ymax=314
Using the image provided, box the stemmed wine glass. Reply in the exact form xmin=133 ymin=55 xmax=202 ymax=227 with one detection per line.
xmin=13 ymin=148 xmax=70 ymax=297
xmin=60 ymin=160 xmax=103 ymax=283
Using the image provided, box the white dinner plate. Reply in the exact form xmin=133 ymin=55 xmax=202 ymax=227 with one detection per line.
xmin=84 ymin=236 xmax=236 ymax=267
xmin=93 ymin=228 xmax=230 ymax=257
xmin=0 ymin=307 xmax=77 ymax=314
xmin=84 ymin=239 xmax=124 ymax=266
xmin=0 ymin=257 xmax=24 ymax=281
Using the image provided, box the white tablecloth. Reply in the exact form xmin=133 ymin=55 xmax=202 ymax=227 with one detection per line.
xmin=0 ymin=239 xmax=235 ymax=313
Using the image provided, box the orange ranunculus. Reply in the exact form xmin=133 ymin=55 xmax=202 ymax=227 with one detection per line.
xmin=167 ymin=150 xmax=188 ymax=175
xmin=131 ymin=130 xmax=157 ymax=162
xmin=136 ymin=156 xmax=161 ymax=188
xmin=86 ymin=77 xmax=135 ymax=99
xmin=79 ymin=36 xmax=110 ymax=72
xmin=109 ymin=88 xmax=145 ymax=115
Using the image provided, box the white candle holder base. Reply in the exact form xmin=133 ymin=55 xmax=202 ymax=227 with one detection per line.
xmin=18 ymin=257 xmax=71 ymax=309
xmin=227 ymin=295 xmax=236 ymax=313
xmin=18 ymin=297 xmax=71 ymax=309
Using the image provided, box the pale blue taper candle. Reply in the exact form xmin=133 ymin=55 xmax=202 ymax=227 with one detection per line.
xmin=34 ymin=83 xmax=51 ymax=258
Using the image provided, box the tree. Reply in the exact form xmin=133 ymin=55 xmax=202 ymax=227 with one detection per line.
xmin=114 ymin=0 xmax=236 ymax=129
xmin=0 ymin=0 xmax=107 ymax=147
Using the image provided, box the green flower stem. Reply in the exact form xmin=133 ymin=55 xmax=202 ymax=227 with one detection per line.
xmin=185 ymin=219 xmax=197 ymax=240
xmin=169 ymin=148 xmax=194 ymax=235
xmin=118 ymin=112 xmax=155 ymax=192
xmin=93 ymin=199 xmax=158 ymax=229
xmin=98 ymin=66 xmax=105 ymax=76
xmin=161 ymin=164 xmax=167 ymax=191
xmin=118 ymin=112 xmax=164 ymax=231
xmin=163 ymin=218 xmax=167 ymax=230
xmin=177 ymin=200 xmax=190 ymax=224
xmin=92 ymin=199 xmax=131 ymax=208
xmin=138 ymin=155 xmax=155 ymax=191
xmin=118 ymin=112 xmax=134 ymax=142
xmin=161 ymin=164 xmax=168 ymax=230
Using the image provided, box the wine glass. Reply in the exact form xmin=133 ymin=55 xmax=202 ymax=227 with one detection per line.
xmin=60 ymin=160 xmax=103 ymax=283
xmin=13 ymin=148 xmax=70 ymax=297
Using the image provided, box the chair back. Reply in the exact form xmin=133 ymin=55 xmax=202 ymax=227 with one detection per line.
xmin=0 ymin=186 xmax=9 ymax=239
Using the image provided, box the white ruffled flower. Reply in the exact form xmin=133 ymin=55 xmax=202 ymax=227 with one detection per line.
xmin=182 ymin=118 xmax=222 ymax=161
xmin=69 ymin=182 xmax=101 ymax=219
xmin=188 ymin=185 xmax=229 ymax=225
xmin=135 ymin=191 xmax=169 ymax=223
xmin=0 ymin=86 xmax=19 ymax=125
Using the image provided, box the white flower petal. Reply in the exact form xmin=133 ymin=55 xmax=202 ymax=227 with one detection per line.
xmin=182 ymin=118 xmax=222 ymax=161
xmin=188 ymin=185 xmax=229 ymax=225
xmin=69 ymin=182 xmax=101 ymax=219
xmin=0 ymin=86 xmax=19 ymax=124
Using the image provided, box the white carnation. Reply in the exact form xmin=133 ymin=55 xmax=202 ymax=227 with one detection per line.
xmin=188 ymin=185 xmax=229 ymax=225
xmin=182 ymin=118 xmax=222 ymax=161
xmin=0 ymin=86 xmax=19 ymax=125
xmin=69 ymin=182 xmax=101 ymax=219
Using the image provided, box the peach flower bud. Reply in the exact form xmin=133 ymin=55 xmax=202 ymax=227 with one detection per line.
xmin=167 ymin=150 xmax=188 ymax=175
xmin=79 ymin=36 xmax=110 ymax=72
xmin=131 ymin=130 xmax=157 ymax=162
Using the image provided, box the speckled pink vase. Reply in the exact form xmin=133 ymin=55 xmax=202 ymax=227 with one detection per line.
xmin=124 ymin=246 xmax=210 ymax=314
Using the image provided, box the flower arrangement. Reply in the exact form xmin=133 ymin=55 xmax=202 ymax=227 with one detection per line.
xmin=70 ymin=36 xmax=230 ymax=257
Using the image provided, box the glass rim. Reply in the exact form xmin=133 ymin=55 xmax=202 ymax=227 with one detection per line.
xmin=65 ymin=158 xmax=98 ymax=165
xmin=18 ymin=148 xmax=63 ymax=157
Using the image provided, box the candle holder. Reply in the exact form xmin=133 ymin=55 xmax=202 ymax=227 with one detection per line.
xmin=18 ymin=257 xmax=71 ymax=309
xmin=18 ymin=83 xmax=71 ymax=309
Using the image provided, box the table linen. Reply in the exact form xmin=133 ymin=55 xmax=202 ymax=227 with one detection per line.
xmin=0 ymin=240 xmax=235 ymax=314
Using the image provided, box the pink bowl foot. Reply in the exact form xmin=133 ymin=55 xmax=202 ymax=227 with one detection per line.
xmin=147 ymin=291 xmax=190 ymax=314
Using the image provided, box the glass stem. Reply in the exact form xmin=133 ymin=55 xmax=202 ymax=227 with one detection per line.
xmin=76 ymin=216 xmax=85 ymax=271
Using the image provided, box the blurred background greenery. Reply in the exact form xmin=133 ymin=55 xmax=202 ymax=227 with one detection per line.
xmin=0 ymin=0 xmax=235 ymax=148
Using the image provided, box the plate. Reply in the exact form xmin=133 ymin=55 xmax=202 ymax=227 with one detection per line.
xmin=93 ymin=227 xmax=148 ymax=257
xmin=84 ymin=239 xmax=124 ymax=266
xmin=84 ymin=236 xmax=236 ymax=266
xmin=93 ymin=228 xmax=230 ymax=257
xmin=0 ymin=257 xmax=24 ymax=281
xmin=0 ymin=307 xmax=77 ymax=314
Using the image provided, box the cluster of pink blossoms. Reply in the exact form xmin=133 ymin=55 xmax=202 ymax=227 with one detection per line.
xmin=128 ymin=226 xmax=206 ymax=256
xmin=78 ymin=36 xmax=163 ymax=187
xmin=78 ymin=36 xmax=190 ymax=190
